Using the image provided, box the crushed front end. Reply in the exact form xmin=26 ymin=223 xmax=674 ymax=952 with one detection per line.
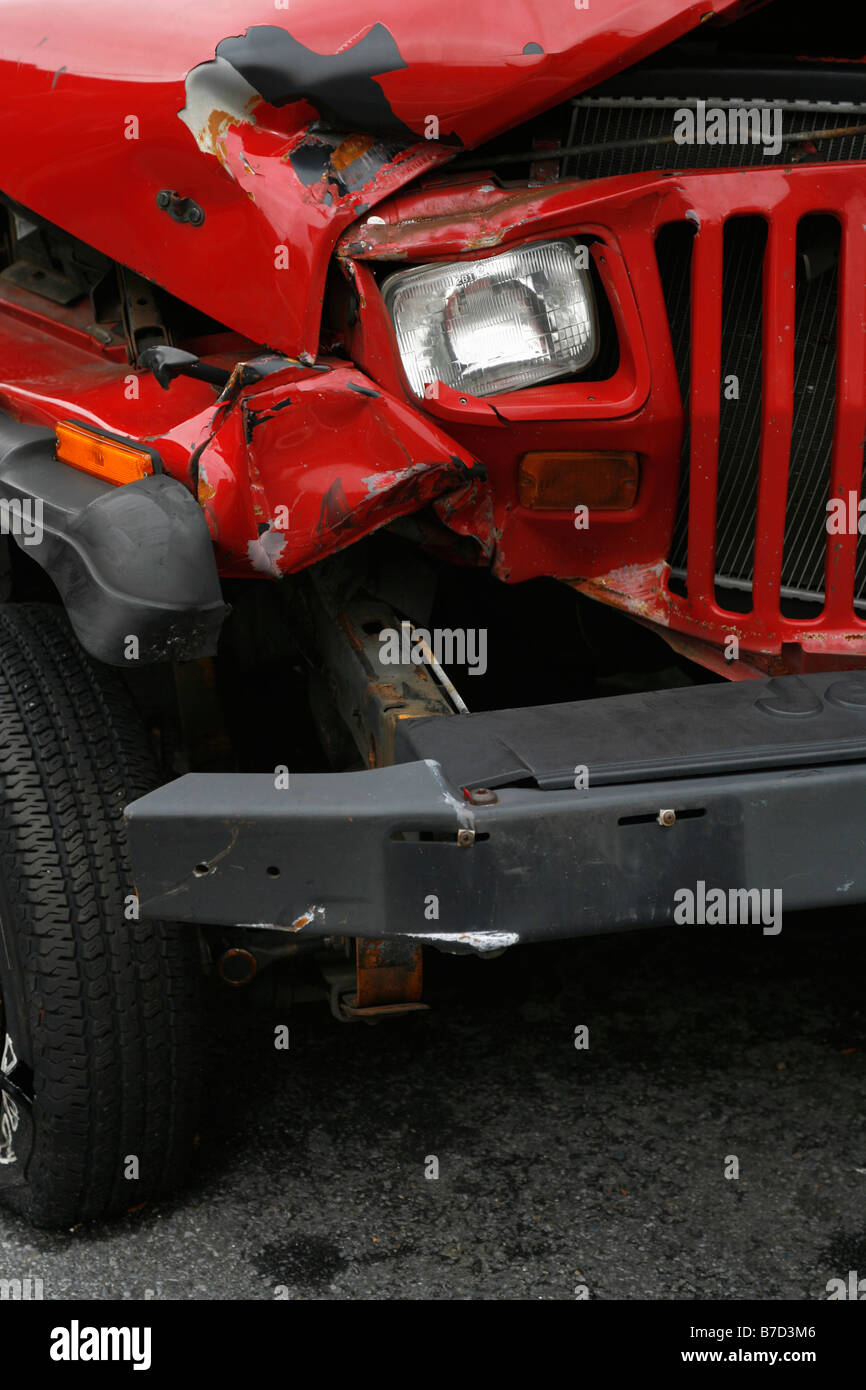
xmin=0 ymin=0 xmax=864 ymax=1020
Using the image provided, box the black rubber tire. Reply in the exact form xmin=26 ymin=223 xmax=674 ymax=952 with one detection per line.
xmin=0 ymin=603 xmax=201 ymax=1226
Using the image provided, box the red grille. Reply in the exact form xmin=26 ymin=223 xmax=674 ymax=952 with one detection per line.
xmin=662 ymin=170 xmax=866 ymax=659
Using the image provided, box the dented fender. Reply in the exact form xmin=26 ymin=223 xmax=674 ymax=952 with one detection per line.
xmin=192 ymin=363 xmax=487 ymax=576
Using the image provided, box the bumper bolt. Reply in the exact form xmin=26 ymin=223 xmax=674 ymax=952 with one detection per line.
xmin=464 ymin=787 xmax=498 ymax=806
xmin=657 ymin=808 xmax=676 ymax=827
xmin=457 ymin=828 xmax=475 ymax=847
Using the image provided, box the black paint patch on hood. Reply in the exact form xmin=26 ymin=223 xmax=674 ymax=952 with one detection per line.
xmin=216 ymin=22 xmax=417 ymax=138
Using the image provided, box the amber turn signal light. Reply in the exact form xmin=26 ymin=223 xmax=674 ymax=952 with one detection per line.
xmin=55 ymin=421 xmax=156 ymax=485
xmin=518 ymin=450 xmax=639 ymax=511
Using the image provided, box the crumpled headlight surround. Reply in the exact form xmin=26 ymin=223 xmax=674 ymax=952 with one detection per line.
xmin=381 ymin=238 xmax=597 ymax=400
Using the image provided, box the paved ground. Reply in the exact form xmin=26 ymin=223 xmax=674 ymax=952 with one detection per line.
xmin=2 ymin=912 xmax=864 ymax=1300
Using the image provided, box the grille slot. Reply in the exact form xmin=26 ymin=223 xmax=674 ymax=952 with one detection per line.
xmin=713 ymin=217 xmax=766 ymax=605
xmin=781 ymin=216 xmax=840 ymax=612
xmin=656 ymin=221 xmax=693 ymax=595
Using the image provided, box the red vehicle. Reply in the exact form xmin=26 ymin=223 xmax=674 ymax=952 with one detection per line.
xmin=0 ymin=0 xmax=864 ymax=1225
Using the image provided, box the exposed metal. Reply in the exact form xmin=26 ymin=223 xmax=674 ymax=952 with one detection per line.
xmin=330 ymin=939 xmax=428 ymax=1022
xmin=305 ymin=574 xmax=457 ymax=770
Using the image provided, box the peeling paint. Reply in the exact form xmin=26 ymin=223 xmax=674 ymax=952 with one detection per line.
xmin=424 ymin=758 xmax=476 ymax=831
xmin=246 ymin=527 xmax=290 ymax=577
xmin=407 ymin=931 xmax=519 ymax=952
xmin=291 ymin=905 xmax=326 ymax=931
xmin=360 ymin=461 xmax=431 ymax=496
xmin=196 ymin=460 xmax=216 ymax=504
xmin=234 ymin=907 xmax=327 ymax=932
xmin=179 ymin=54 xmax=260 ymax=156
xmin=575 ymin=560 xmax=671 ymax=624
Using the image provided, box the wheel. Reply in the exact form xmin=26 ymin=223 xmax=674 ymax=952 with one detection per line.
xmin=0 ymin=603 xmax=201 ymax=1226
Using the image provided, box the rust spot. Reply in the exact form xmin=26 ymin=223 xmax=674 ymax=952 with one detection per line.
xmin=330 ymin=133 xmax=376 ymax=171
xmin=291 ymin=909 xmax=317 ymax=931
xmin=464 ymin=229 xmax=505 ymax=250
xmin=206 ymin=107 xmax=235 ymax=154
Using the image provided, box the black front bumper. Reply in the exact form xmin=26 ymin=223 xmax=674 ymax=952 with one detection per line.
xmin=125 ymin=671 xmax=866 ymax=948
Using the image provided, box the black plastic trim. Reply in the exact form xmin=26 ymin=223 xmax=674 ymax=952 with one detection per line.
xmin=0 ymin=410 xmax=227 ymax=665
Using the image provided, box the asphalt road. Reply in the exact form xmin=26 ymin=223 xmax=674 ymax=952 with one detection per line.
xmin=2 ymin=913 xmax=864 ymax=1301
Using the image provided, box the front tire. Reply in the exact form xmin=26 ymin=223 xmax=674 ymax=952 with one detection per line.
xmin=0 ymin=604 xmax=201 ymax=1226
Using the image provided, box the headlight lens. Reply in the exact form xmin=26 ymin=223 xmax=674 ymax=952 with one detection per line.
xmin=382 ymin=238 xmax=597 ymax=399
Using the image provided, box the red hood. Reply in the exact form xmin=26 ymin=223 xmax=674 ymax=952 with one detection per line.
xmin=0 ymin=0 xmax=741 ymax=354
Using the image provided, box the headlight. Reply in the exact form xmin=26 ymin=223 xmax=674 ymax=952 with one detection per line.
xmin=381 ymin=238 xmax=597 ymax=399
